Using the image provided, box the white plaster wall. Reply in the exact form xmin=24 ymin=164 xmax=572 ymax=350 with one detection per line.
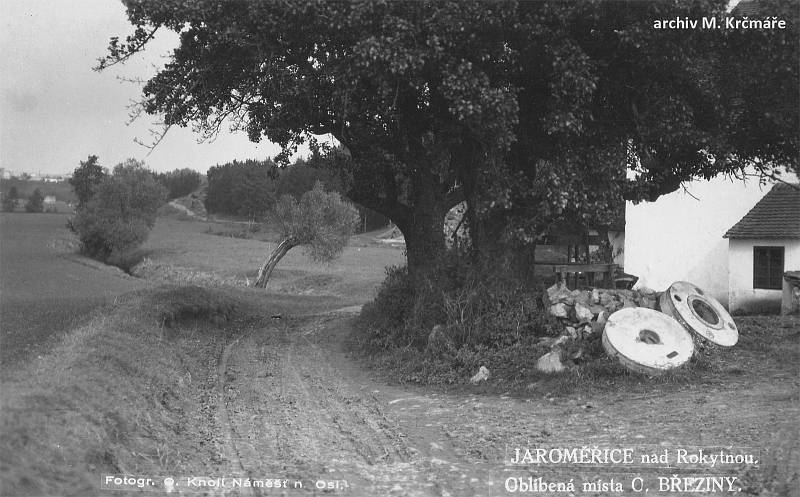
xmin=729 ymin=239 xmax=800 ymax=314
xmin=624 ymin=175 xmax=790 ymax=307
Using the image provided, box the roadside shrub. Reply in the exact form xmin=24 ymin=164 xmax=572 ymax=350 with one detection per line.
xmin=354 ymin=256 xmax=559 ymax=384
xmin=70 ymin=159 xmax=167 ymax=262
xmin=358 ymin=265 xmax=416 ymax=349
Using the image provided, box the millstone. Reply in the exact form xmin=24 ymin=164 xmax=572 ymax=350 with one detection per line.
xmin=659 ymin=281 xmax=738 ymax=347
xmin=602 ymin=307 xmax=694 ymax=375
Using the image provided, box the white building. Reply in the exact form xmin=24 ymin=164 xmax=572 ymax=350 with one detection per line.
xmin=724 ymin=184 xmax=800 ymax=313
xmin=624 ymin=173 xmax=799 ymax=313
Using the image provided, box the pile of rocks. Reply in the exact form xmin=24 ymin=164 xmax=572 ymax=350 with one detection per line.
xmin=536 ymin=281 xmax=660 ymax=372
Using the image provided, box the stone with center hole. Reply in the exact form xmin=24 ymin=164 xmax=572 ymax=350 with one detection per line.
xmin=638 ymin=329 xmax=661 ymax=345
xmin=691 ymin=298 xmax=719 ymax=325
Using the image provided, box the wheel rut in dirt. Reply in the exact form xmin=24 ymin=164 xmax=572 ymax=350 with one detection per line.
xmin=215 ymin=314 xmax=493 ymax=496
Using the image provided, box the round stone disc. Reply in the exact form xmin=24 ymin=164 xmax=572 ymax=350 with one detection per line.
xmin=660 ymin=281 xmax=738 ymax=347
xmin=602 ymin=307 xmax=694 ymax=375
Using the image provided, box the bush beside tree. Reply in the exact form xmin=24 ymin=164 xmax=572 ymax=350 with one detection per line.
xmin=70 ymin=159 xmax=167 ymax=263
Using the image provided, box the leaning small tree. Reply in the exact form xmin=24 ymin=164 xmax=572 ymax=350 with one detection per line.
xmin=254 ymin=182 xmax=359 ymax=288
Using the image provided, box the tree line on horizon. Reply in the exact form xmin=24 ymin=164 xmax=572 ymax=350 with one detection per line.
xmin=205 ymin=157 xmax=389 ymax=232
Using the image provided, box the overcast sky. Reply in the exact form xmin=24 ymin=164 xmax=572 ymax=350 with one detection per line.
xmin=1 ymin=0 xmax=287 ymax=175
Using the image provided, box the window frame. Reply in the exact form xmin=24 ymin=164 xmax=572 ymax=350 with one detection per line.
xmin=752 ymin=246 xmax=785 ymax=290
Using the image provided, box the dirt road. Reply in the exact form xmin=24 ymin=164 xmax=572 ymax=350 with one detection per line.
xmin=206 ymin=309 xmax=798 ymax=497
xmin=217 ymin=311 xmax=491 ymax=496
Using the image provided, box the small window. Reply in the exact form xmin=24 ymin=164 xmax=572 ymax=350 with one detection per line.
xmin=753 ymin=246 xmax=784 ymax=290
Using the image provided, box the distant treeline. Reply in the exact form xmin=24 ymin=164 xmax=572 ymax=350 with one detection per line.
xmin=2 ymin=168 xmax=202 ymax=204
xmin=153 ymin=168 xmax=202 ymax=200
xmin=0 ymin=178 xmax=77 ymax=203
xmin=206 ymin=158 xmax=388 ymax=232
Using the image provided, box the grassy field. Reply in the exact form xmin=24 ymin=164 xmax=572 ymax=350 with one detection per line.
xmin=1 ymin=286 xmax=245 ymax=496
xmin=0 ymin=213 xmax=145 ymax=369
xmin=135 ymin=217 xmax=406 ymax=304
xmin=1 ymin=212 xmax=404 ymax=369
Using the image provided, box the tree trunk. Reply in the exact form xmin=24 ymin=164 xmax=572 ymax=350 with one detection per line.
xmin=253 ymin=238 xmax=295 ymax=288
xmin=397 ymin=172 xmax=448 ymax=282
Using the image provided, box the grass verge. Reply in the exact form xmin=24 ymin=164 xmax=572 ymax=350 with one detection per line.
xmin=0 ymin=286 xmax=245 ymax=497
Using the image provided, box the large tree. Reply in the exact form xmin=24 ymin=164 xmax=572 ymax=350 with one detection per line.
xmin=103 ymin=0 xmax=798 ymax=280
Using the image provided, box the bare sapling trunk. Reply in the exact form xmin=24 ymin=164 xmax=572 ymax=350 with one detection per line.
xmin=254 ymin=238 xmax=295 ymax=288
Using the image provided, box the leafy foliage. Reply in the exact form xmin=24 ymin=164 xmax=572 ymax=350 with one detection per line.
xmin=205 ymin=159 xmax=275 ymax=219
xmin=154 ymin=168 xmax=202 ymax=200
xmin=105 ymin=0 xmax=798 ymax=281
xmin=254 ymin=181 xmax=359 ymax=287
xmin=203 ymin=157 xmax=373 ymax=228
xmin=70 ymin=159 xmax=167 ymax=260
xmin=25 ymin=189 xmax=44 ymax=213
xmin=275 ymin=158 xmax=343 ymax=200
xmin=355 ymin=257 xmax=559 ymax=384
xmin=274 ymin=181 xmax=359 ymax=262
xmin=69 ymin=155 xmax=106 ymax=208
xmin=2 ymin=186 xmax=18 ymax=212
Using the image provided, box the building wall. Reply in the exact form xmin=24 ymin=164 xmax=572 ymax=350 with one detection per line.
xmin=729 ymin=239 xmax=800 ymax=314
xmin=624 ymin=175 xmax=791 ymax=307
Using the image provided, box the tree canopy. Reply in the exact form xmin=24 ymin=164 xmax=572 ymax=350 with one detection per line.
xmin=105 ymin=0 xmax=799 ymax=278
xmin=70 ymin=155 xmax=107 ymax=208
xmin=70 ymin=159 xmax=167 ymax=260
